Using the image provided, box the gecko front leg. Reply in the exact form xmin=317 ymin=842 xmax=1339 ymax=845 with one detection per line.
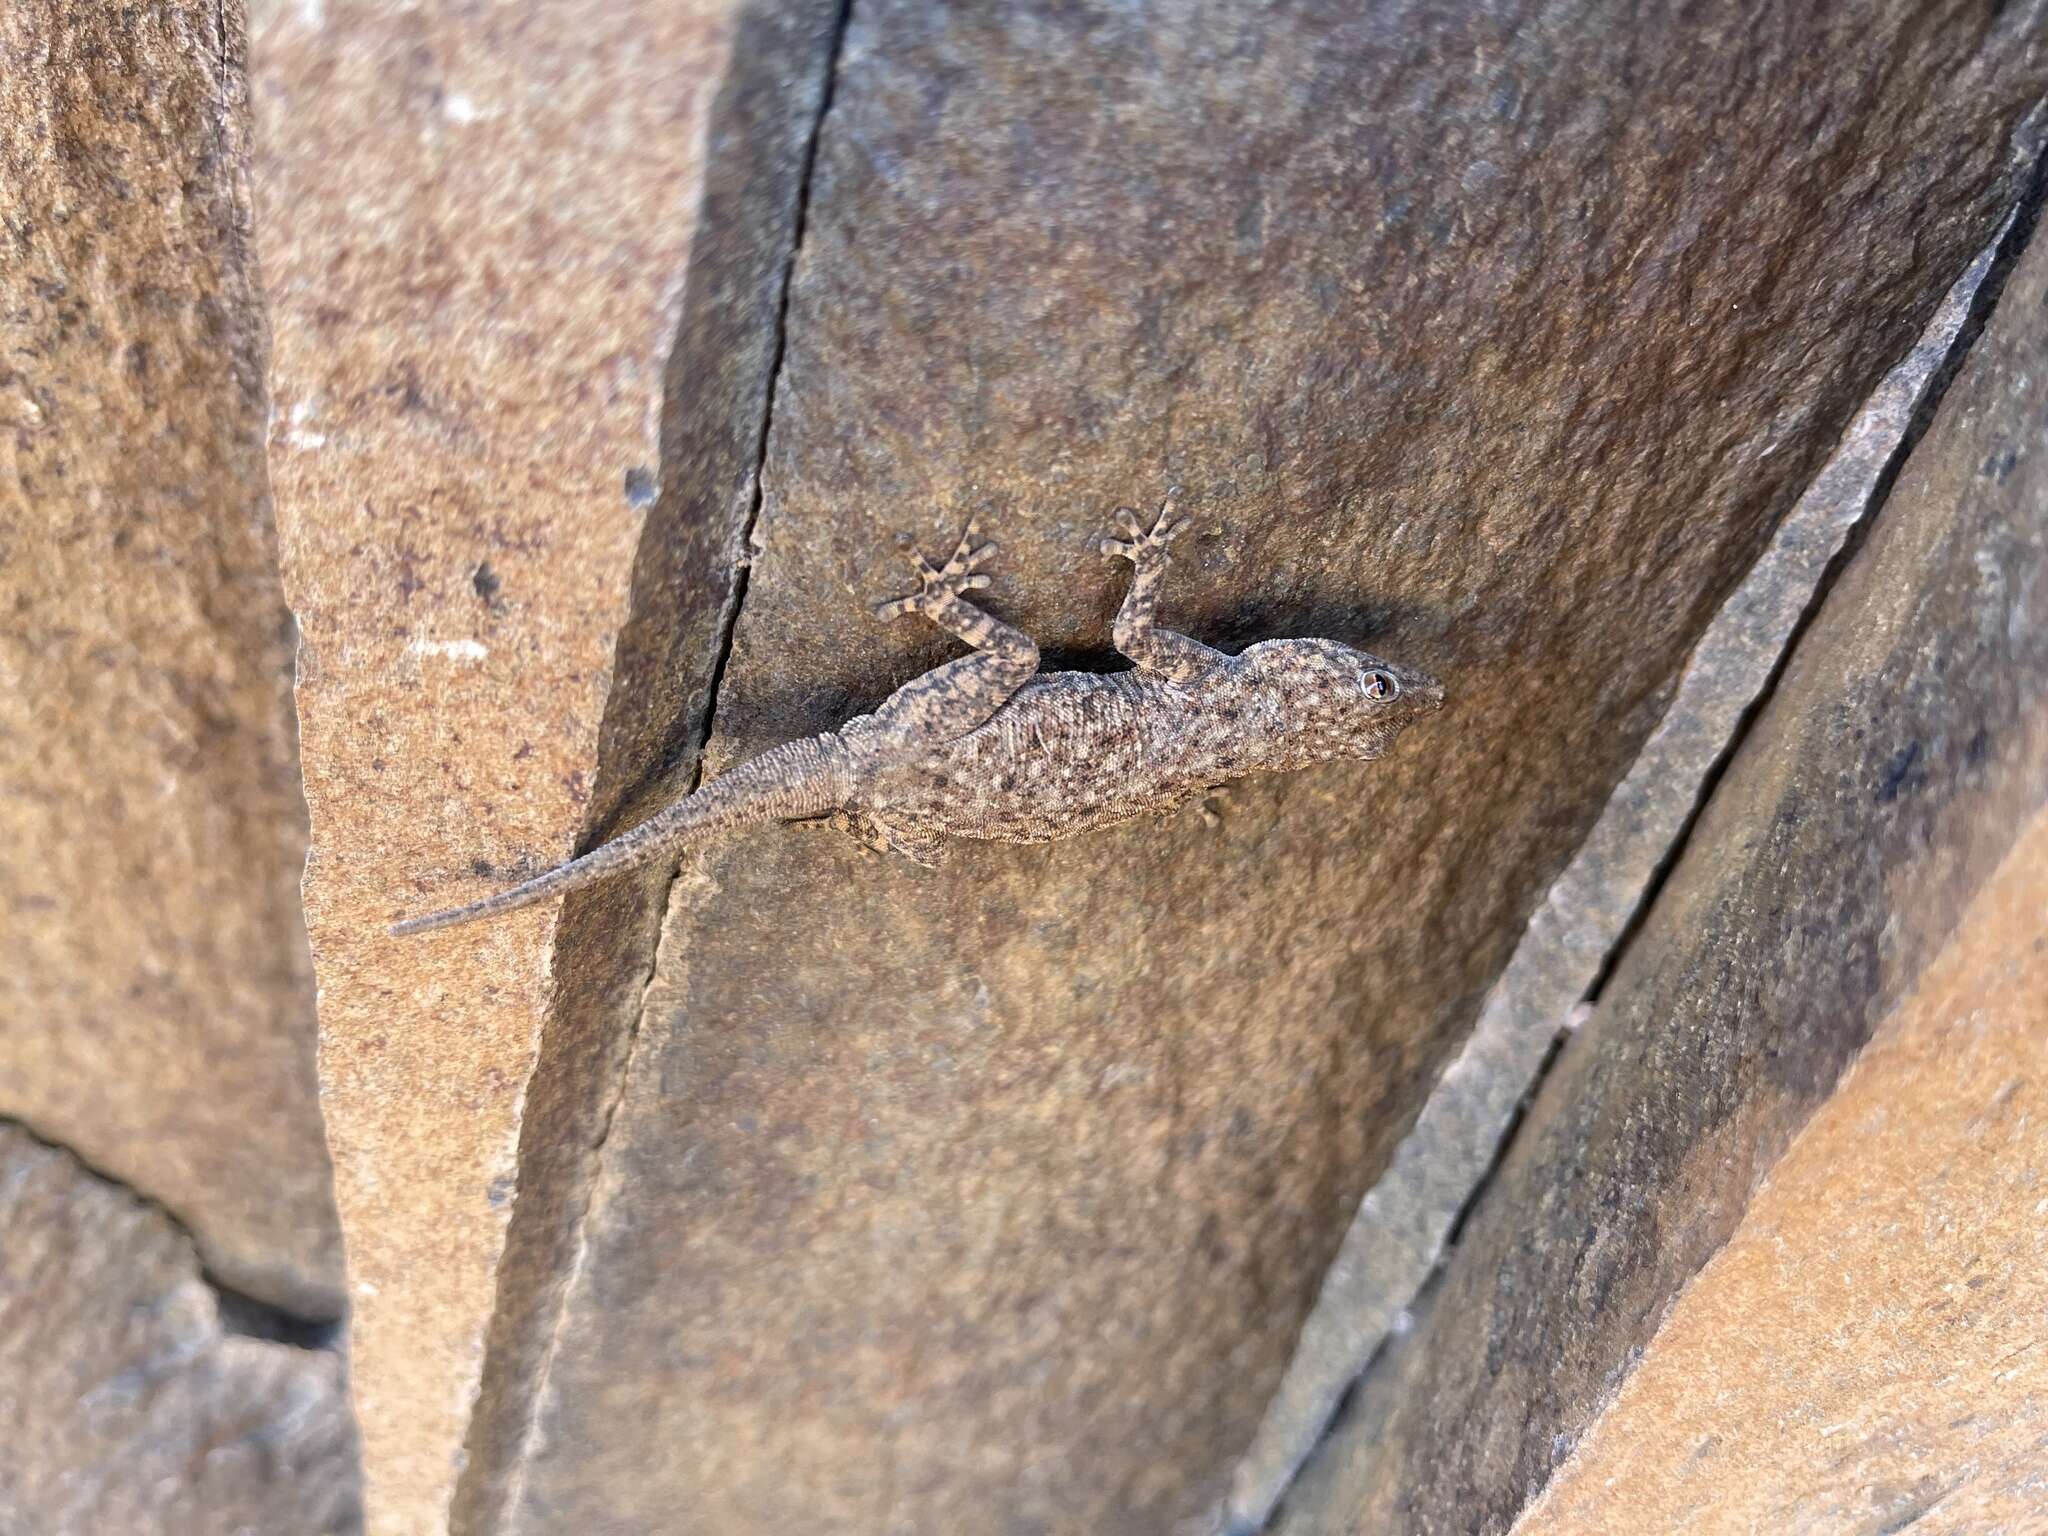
xmin=868 ymin=517 xmax=1042 ymax=752
xmin=1100 ymin=490 xmax=1228 ymax=685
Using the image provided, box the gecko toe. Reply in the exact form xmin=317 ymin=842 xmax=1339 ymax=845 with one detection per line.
xmin=879 ymin=518 xmax=1006 ymax=616
xmin=1105 ymin=497 xmax=1188 ymax=559
xmin=942 ymin=517 xmax=986 ymax=567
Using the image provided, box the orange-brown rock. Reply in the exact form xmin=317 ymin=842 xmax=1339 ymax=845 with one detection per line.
xmin=1513 ymin=806 xmax=2048 ymax=1534
xmin=249 ymin=0 xmax=838 ymax=1530
xmin=0 ymin=0 xmax=340 ymax=1320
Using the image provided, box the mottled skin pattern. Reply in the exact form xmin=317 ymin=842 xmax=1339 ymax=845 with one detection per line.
xmin=391 ymin=497 xmax=1444 ymax=935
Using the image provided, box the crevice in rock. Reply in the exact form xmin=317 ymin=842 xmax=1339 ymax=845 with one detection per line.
xmin=1582 ymin=122 xmax=2048 ymax=1011
xmin=218 ymin=0 xmax=353 ymax=1330
xmin=208 ymin=0 xmax=232 ymax=179
xmin=1 ymin=1115 xmax=346 ymax=1351
xmin=700 ymin=0 xmax=856 ymax=783
xmin=1230 ymin=123 xmax=2048 ymax=1534
xmin=448 ymin=6 xmax=857 ymax=1532
xmin=576 ymin=0 xmax=854 ymax=1188
xmin=207 ymin=1272 xmax=348 ymax=1351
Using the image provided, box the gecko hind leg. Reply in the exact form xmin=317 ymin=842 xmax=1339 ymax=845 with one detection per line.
xmin=870 ymin=517 xmax=1041 ymax=749
xmin=867 ymin=813 xmax=946 ymax=867
xmin=1101 ymin=489 xmax=1228 ymax=685
xmin=829 ymin=808 xmax=945 ymax=867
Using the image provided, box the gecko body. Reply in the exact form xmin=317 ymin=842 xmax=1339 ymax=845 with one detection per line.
xmin=391 ymin=498 xmax=1443 ymax=935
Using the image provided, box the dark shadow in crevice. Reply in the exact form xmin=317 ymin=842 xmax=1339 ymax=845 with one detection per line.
xmin=448 ymin=4 xmax=855 ymax=1533
xmin=209 ymin=1273 xmax=347 ymax=1352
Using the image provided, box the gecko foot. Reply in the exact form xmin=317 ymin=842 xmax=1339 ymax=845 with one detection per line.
xmin=1099 ymin=489 xmax=1188 ymax=564
xmin=873 ymin=516 xmax=999 ymax=620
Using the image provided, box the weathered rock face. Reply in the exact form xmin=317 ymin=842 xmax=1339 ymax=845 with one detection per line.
xmin=1274 ymin=165 xmax=2048 ymax=1536
xmin=452 ymin=5 xmax=846 ymax=1531
xmin=0 ymin=0 xmax=341 ymax=1320
xmin=507 ymin=3 xmax=2048 ymax=1531
xmin=249 ymin=0 xmax=840 ymax=1530
xmin=1231 ymin=225 xmax=2009 ymax=1528
xmin=0 ymin=1123 xmax=359 ymax=1535
xmin=1512 ymin=807 xmax=2048 ymax=1535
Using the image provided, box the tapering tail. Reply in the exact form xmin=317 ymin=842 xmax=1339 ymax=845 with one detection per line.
xmin=389 ymin=736 xmax=842 ymax=936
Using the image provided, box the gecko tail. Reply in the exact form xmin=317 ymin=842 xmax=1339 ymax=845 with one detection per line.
xmin=387 ymin=845 xmax=631 ymax=936
xmin=389 ymin=736 xmax=842 ymax=937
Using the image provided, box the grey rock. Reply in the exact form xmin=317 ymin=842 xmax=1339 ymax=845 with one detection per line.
xmin=511 ymin=1 xmax=2048 ymax=1530
xmin=1229 ymin=204 xmax=2014 ymax=1530
xmin=0 ymin=1124 xmax=359 ymax=1536
xmin=1272 ymin=146 xmax=2048 ymax=1536
xmin=451 ymin=3 xmax=848 ymax=1530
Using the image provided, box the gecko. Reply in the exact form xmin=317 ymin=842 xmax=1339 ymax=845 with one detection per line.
xmin=390 ymin=495 xmax=1444 ymax=935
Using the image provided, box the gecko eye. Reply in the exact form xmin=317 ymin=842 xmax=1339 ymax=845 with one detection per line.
xmin=1361 ymin=669 xmax=1399 ymax=702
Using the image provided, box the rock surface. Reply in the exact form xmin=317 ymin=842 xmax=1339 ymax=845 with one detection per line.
xmin=1511 ymin=805 xmax=2048 ymax=1535
xmin=449 ymin=5 xmax=844 ymax=1533
xmin=1228 ymin=213 xmax=2011 ymax=1527
xmin=248 ymin=0 xmax=835 ymax=1529
xmin=1273 ymin=157 xmax=2048 ymax=1536
xmin=506 ymin=3 xmax=2048 ymax=1531
xmin=0 ymin=0 xmax=341 ymax=1319
xmin=0 ymin=1122 xmax=359 ymax=1535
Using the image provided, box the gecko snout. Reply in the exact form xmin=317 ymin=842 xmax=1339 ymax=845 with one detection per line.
xmin=1381 ymin=659 xmax=1444 ymax=718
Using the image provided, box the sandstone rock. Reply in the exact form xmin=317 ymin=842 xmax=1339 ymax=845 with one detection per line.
xmin=0 ymin=1122 xmax=359 ymax=1535
xmin=1512 ymin=807 xmax=2048 ymax=1535
xmin=0 ymin=0 xmax=341 ymax=1320
xmin=506 ymin=3 xmax=2048 ymax=1531
xmin=248 ymin=0 xmax=841 ymax=1530
xmin=1273 ymin=155 xmax=2048 ymax=1536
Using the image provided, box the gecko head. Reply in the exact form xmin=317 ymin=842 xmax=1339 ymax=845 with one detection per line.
xmin=1243 ymin=638 xmax=1445 ymax=761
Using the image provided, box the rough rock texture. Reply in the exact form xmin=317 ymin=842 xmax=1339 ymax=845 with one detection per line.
xmin=1511 ymin=807 xmax=2048 ymax=1535
xmin=1227 ymin=218 xmax=2012 ymax=1526
xmin=509 ymin=4 xmax=2048 ymax=1532
xmin=1273 ymin=164 xmax=2048 ymax=1536
xmin=450 ymin=5 xmax=844 ymax=1533
xmin=0 ymin=0 xmax=340 ymax=1319
xmin=249 ymin=0 xmax=835 ymax=1529
xmin=0 ymin=1122 xmax=359 ymax=1535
